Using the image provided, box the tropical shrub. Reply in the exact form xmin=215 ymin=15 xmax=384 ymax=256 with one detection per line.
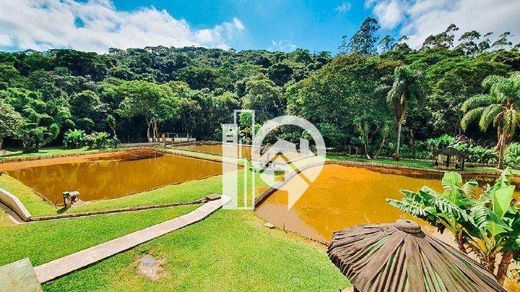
xmin=504 ymin=143 xmax=520 ymax=168
xmin=63 ymin=129 xmax=87 ymax=149
xmin=426 ymin=134 xmax=456 ymax=150
xmin=85 ymin=132 xmax=118 ymax=149
xmin=387 ymin=170 xmax=520 ymax=285
xmin=454 ymin=143 xmax=497 ymax=164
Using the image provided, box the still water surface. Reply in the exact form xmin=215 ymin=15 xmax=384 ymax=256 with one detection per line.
xmin=255 ymin=164 xmax=518 ymax=242
xmin=4 ymin=150 xmax=222 ymax=204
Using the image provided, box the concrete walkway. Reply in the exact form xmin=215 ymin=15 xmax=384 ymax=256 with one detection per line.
xmin=33 ymin=196 xmax=230 ymax=283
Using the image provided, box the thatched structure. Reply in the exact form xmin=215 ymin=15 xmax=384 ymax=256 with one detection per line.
xmin=433 ymin=146 xmax=467 ymax=170
xmin=328 ymin=220 xmax=504 ymax=292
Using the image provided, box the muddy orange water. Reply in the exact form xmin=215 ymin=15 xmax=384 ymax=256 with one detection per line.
xmin=255 ymin=164 xmax=520 ymax=243
xmin=0 ymin=150 xmax=222 ymax=204
xmin=176 ymin=143 xmax=252 ymax=159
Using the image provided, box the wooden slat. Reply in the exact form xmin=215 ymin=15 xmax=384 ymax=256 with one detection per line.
xmin=328 ymin=221 xmax=505 ymax=292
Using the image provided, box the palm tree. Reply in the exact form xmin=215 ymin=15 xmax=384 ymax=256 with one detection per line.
xmin=386 ymin=66 xmax=423 ymax=159
xmin=461 ymin=73 xmax=520 ymax=168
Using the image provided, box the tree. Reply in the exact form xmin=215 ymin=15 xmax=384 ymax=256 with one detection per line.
xmin=0 ymin=101 xmax=23 ymax=149
xmin=388 ymin=170 xmax=520 ymax=285
xmin=478 ymin=32 xmax=494 ymax=52
xmin=422 ymin=24 xmax=459 ymax=50
xmin=117 ymin=81 xmax=180 ymax=142
xmin=461 ymin=73 xmax=520 ymax=168
xmin=338 ymin=34 xmax=349 ymax=54
xmin=267 ymin=63 xmax=293 ymax=86
xmin=378 ymin=35 xmax=395 ymax=54
xmin=348 ymin=17 xmax=380 ymax=55
xmin=386 ymin=66 xmax=423 ymax=158
xmin=457 ymin=30 xmax=481 ymax=55
xmin=70 ymin=90 xmax=106 ymax=132
xmin=1 ymin=88 xmax=70 ymax=152
xmin=492 ymin=32 xmax=513 ymax=50
xmin=242 ymin=74 xmax=284 ymax=122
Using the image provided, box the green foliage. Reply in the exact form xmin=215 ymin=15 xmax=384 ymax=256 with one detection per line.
xmin=0 ymin=26 xmax=518 ymax=155
xmin=347 ymin=17 xmax=380 ymax=55
xmin=461 ymin=73 xmax=520 ymax=168
xmin=85 ymin=132 xmax=118 ymax=149
xmin=0 ymin=100 xmax=23 ymax=148
xmin=387 ymin=169 xmax=520 ymax=282
xmin=504 ymin=142 xmax=520 ymax=168
xmin=426 ymin=134 xmax=457 ymax=149
xmin=63 ymin=129 xmax=87 ymax=149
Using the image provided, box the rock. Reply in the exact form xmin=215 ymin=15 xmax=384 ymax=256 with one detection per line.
xmin=205 ymin=195 xmax=220 ymax=201
xmin=136 ymin=255 xmax=166 ymax=280
xmin=264 ymin=222 xmax=275 ymax=229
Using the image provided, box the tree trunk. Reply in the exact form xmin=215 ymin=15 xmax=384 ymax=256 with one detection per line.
xmin=496 ymin=252 xmax=513 ymax=285
xmin=0 ymin=137 xmax=3 ymax=150
xmin=396 ymin=122 xmax=402 ymax=156
xmin=497 ymin=140 xmax=505 ymax=169
xmin=146 ymin=120 xmax=152 ymax=141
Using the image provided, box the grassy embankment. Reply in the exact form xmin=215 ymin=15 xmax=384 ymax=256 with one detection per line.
xmin=327 ymin=154 xmax=507 ymax=174
xmin=0 ymin=146 xmax=349 ymax=291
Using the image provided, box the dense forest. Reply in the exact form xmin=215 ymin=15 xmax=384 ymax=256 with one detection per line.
xmin=1 ymin=17 xmax=520 ymax=165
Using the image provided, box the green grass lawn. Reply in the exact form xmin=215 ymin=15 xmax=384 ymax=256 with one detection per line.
xmin=0 ymin=147 xmax=103 ymax=160
xmin=0 ymin=173 xmax=56 ymax=217
xmin=0 ymin=146 xmax=347 ymax=291
xmin=327 ymin=154 xmax=503 ymax=174
xmin=0 ymin=205 xmax=198 ymax=266
xmin=42 ymin=210 xmax=348 ymax=292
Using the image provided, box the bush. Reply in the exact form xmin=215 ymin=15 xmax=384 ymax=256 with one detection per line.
xmin=64 ymin=129 xmax=87 ymax=149
xmin=504 ymin=143 xmax=520 ymax=168
xmin=454 ymin=143 xmax=497 ymax=164
xmin=85 ymin=132 xmax=119 ymax=149
xmin=426 ymin=134 xmax=456 ymax=150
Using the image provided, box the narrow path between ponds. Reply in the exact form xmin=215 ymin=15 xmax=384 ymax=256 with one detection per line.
xmin=33 ymin=196 xmax=230 ymax=284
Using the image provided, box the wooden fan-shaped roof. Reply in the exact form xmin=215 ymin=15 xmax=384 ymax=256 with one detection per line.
xmin=328 ymin=220 xmax=504 ymax=292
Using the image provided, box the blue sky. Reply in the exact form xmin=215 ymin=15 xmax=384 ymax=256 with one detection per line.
xmin=0 ymin=0 xmax=519 ymax=53
xmin=111 ymin=0 xmax=377 ymax=53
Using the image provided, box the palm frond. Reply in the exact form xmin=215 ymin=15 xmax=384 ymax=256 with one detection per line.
xmin=479 ymin=104 xmax=501 ymax=132
xmin=482 ymin=75 xmax=507 ymax=89
xmin=461 ymin=107 xmax=485 ymax=131
xmin=461 ymin=94 xmax=494 ymax=112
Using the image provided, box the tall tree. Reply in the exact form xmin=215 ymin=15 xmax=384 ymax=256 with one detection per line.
xmin=478 ymin=32 xmax=494 ymax=52
xmin=348 ymin=17 xmax=380 ymax=55
xmin=386 ymin=66 xmax=424 ymax=158
xmin=457 ymin=30 xmax=481 ymax=55
xmin=0 ymin=101 xmax=23 ymax=149
xmin=378 ymin=35 xmax=395 ymax=53
xmin=492 ymin=32 xmax=513 ymax=50
xmin=117 ymin=81 xmax=180 ymax=142
xmin=461 ymin=73 xmax=520 ymax=168
xmin=338 ymin=35 xmax=349 ymax=54
xmin=422 ymin=24 xmax=459 ymax=50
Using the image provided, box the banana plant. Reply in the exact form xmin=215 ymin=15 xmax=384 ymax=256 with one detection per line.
xmin=387 ymin=169 xmax=520 ymax=284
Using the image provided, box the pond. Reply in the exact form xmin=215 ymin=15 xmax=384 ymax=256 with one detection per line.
xmin=1 ymin=150 xmax=222 ymax=204
xmin=254 ymin=164 xmax=519 ymax=242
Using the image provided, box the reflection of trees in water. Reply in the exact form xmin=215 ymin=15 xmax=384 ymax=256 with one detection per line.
xmin=9 ymin=154 xmax=222 ymax=204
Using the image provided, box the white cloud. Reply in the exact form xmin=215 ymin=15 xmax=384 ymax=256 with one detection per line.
xmin=270 ymin=40 xmax=296 ymax=52
xmin=365 ymin=0 xmax=520 ymax=48
xmin=0 ymin=0 xmax=245 ymax=52
xmin=372 ymin=0 xmax=404 ymax=29
xmin=335 ymin=2 xmax=352 ymax=13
